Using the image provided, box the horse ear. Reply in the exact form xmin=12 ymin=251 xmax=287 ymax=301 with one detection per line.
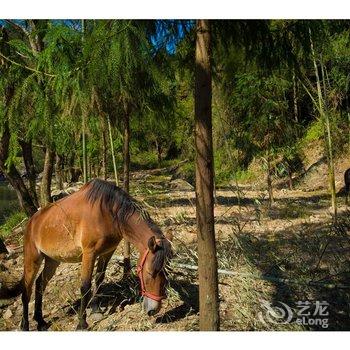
xmin=148 ymin=236 xmax=160 ymax=253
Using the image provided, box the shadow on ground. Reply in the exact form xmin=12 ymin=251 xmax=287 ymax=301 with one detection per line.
xmin=215 ymin=209 xmax=350 ymax=330
xmin=155 ymin=279 xmax=199 ymax=324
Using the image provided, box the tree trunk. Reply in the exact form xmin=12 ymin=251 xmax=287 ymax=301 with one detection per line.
xmin=267 ymin=152 xmax=274 ymax=208
xmin=81 ymin=19 xmax=88 ymax=184
xmin=40 ymin=148 xmax=55 ymax=207
xmin=194 ymin=19 xmax=220 ymax=331
xmin=68 ymin=153 xmax=75 ymax=182
xmin=107 ymin=115 xmax=119 ymax=186
xmin=0 ymin=123 xmax=37 ymax=216
xmin=122 ymin=106 xmax=131 ymax=275
xmin=55 ymin=154 xmax=64 ymax=191
xmin=292 ymin=70 xmax=298 ymax=123
xmin=102 ymin=127 xmax=107 ymax=180
xmin=155 ymin=140 xmax=162 ymax=166
xmin=19 ymin=139 xmax=38 ymax=207
xmin=309 ymin=28 xmax=337 ymax=221
xmin=82 ymin=112 xmax=88 ymax=184
xmin=266 ymin=113 xmax=274 ymax=208
xmin=287 ymin=166 xmax=293 ymax=190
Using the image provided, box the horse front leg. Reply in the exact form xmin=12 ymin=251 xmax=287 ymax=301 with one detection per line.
xmin=91 ymin=249 xmax=115 ymax=314
xmin=76 ymin=251 xmax=96 ymax=331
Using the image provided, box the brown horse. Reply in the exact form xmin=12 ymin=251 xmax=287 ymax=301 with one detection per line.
xmin=0 ymin=179 xmax=172 ymax=330
xmin=345 ymin=168 xmax=350 ymax=205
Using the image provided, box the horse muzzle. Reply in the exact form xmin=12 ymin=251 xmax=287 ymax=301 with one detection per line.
xmin=143 ymin=296 xmax=161 ymax=316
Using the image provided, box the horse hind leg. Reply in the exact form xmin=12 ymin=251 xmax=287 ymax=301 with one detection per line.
xmin=34 ymin=257 xmax=60 ymax=331
xmin=21 ymin=242 xmax=43 ymax=331
xmin=91 ymin=249 xmax=115 ymax=314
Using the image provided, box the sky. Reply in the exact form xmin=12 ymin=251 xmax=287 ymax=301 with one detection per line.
xmin=0 ymin=19 xmax=193 ymax=54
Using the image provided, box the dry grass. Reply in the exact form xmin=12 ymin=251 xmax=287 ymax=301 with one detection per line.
xmin=1 ymin=173 xmax=350 ymax=331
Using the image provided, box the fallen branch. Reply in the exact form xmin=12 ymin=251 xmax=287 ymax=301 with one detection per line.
xmin=171 ymin=262 xmax=350 ymax=290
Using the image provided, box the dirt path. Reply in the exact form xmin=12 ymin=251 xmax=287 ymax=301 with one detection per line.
xmin=1 ymin=174 xmax=350 ymax=331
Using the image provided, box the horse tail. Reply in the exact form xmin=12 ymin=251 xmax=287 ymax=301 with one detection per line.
xmin=0 ymin=277 xmax=24 ymax=299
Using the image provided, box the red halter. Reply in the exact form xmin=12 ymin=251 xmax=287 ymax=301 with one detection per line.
xmin=136 ymin=248 xmax=166 ymax=302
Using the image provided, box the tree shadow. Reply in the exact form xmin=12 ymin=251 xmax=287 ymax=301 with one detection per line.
xmin=64 ymin=275 xmax=140 ymax=317
xmin=155 ymin=279 xmax=199 ymax=324
xmin=62 ymin=273 xmax=200 ymax=326
xmin=223 ymin=209 xmax=350 ymax=330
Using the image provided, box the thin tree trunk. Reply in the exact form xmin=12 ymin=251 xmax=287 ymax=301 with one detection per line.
xmin=93 ymin=86 xmax=109 ymax=181
xmin=309 ymin=28 xmax=337 ymax=221
xmin=292 ymin=69 xmax=298 ymax=122
xmin=81 ymin=19 xmax=88 ymax=184
xmin=87 ymin=155 xmax=92 ymax=179
xmin=102 ymin=128 xmax=107 ymax=180
xmin=155 ymin=140 xmax=162 ymax=166
xmin=287 ymin=166 xmax=293 ymax=190
xmin=123 ymin=111 xmax=130 ymax=192
xmin=40 ymin=148 xmax=55 ymax=207
xmin=122 ymin=106 xmax=131 ymax=275
xmin=19 ymin=139 xmax=38 ymax=207
xmin=266 ymin=115 xmax=274 ymax=208
xmin=107 ymin=115 xmax=119 ymax=186
xmin=68 ymin=153 xmax=75 ymax=182
xmin=267 ymin=153 xmax=274 ymax=207
xmin=82 ymin=112 xmax=88 ymax=184
xmin=194 ymin=19 xmax=220 ymax=331
xmin=55 ymin=154 xmax=64 ymax=191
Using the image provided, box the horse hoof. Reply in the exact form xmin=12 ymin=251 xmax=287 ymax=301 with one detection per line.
xmin=20 ymin=323 xmax=29 ymax=331
xmin=37 ymin=321 xmax=50 ymax=331
xmin=75 ymin=321 xmax=89 ymax=331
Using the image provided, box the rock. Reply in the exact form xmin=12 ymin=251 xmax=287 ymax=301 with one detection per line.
xmin=90 ymin=312 xmax=104 ymax=322
xmin=169 ymin=179 xmax=194 ymax=191
xmin=3 ymin=308 xmax=13 ymax=320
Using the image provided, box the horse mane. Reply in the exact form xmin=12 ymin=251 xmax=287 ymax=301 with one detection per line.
xmin=85 ymin=179 xmax=172 ymax=274
xmin=86 ymin=179 xmax=141 ymax=225
xmin=151 ymin=231 xmax=172 ymax=276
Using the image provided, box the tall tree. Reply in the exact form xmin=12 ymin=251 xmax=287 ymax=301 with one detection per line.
xmin=309 ymin=27 xmax=337 ymax=221
xmin=194 ymin=19 xmax=220 ymax=331
xmin=0 ymin=24 xmax=38 ymax=215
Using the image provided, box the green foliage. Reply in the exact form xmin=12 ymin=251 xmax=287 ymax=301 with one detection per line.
xmin=1 ymin=19 xmax=350 ymax=194
xmin=0 ymin=211 xmax=27 ymax=239
xmin=303 ymin=119 xmax=325 ymax=143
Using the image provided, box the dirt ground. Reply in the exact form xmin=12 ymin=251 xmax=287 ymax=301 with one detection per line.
xmin=1 ymin=168 xmax=350 ymax=331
